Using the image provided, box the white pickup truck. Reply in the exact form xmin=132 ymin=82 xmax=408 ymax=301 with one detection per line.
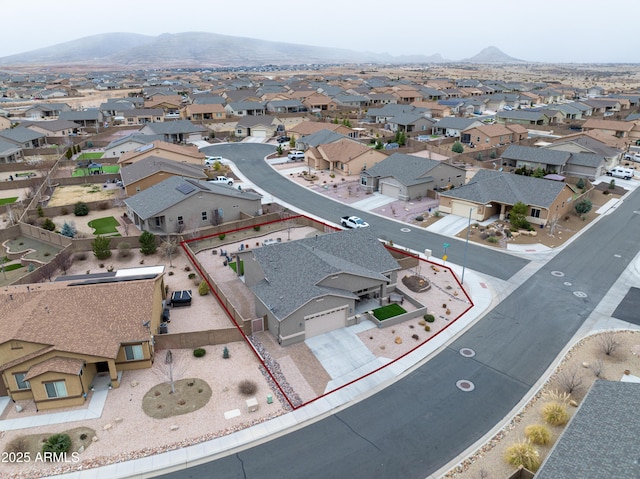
xmin=207 ymin=176 xmax=234 ymax=185
xmin=340 ymin=215 xmax=369 ymax=229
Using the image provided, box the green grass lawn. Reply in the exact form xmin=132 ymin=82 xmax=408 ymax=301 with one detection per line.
xmin=88 ymin=216 xmax=120 ymax=235
xmin=229 ymin=260 xmax=244 ymax=275
xmin=372 ymin=303 xmax=407 ymax=321
xmin=72 ymin=165 xmax=120 ymax=177
xmin=1 ymin=263 xmax=24 ymax=272
xmin=77 ymin=152 xmax=104 ymax=160
xmin=0 ymin=197 xmax=18 ymax=206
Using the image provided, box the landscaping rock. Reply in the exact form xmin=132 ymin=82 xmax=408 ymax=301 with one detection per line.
xmin=103 ymin=423 xmax=112 ymax=431
xmin=170 ymin=425 xmax=179 ymax=431
xmin=130 ymin=381 xmax=139 ymax=387
xmin=395 ymin=337 xmax=402 ymax=344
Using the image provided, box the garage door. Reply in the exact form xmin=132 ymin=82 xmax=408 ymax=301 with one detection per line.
xmin=305 ymin=306 xmax=348 ymax=338
xmin=381 ymin=182 xmax=400 ymax=199
xmin=452 ymin=201 xmax=472 ymax=217
xmin=252 ymin=129 xmax=267 ymax=138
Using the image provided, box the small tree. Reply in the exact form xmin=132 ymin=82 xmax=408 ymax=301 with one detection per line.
xmin=574 ymin=198 xmax=592 ymax=216
xmin=74 ymin=201 xmax=89 ymax=216
xmin=222 ymin=346 xmax=230 ymax=359
xmin=608 ymin=179 xmax=615 ymax=190
xmin=65 ymin=148 xmax=73 ymax=160
xmin=576 ymin=178 xmax=585 ymax=189
xmin=37 ymin=205 xmax=44 ymax=217
xmin=509 ymin=201 xmax=531 ymax=230
xmin=490 ymin=150 xmax=497 ymax=159
xmin=41 ymin=218 xmax=56 ymax=231
xmin=198 ymin=280 xmax=209 ymax=296
xmin=598 ymin=332 xmax=619 ymax=356
xmin=533 ymin=167 xmax=545 ymax=178
xmin=374 ymin=139 xmax=384 ymax=150
xmin=60 ymin=221 xmax=76 ymax=238
xmin=289 ymin=135 xmax=296 ymax=148
xmin=451 ymin=141 xmax=464 ymax=154
xmin=92 ymin=235 xmax=112 ymax=260
xmin=557 ymin=365 xmax=584 ymax=395
xmin=139 ymin=231 xmax=157 ymax=255
xmin=159 ymin=237 xmax=178 ymax=266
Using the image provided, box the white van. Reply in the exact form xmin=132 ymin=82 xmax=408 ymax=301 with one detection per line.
xmin=607 ymin=167 xmax=634 ymax=180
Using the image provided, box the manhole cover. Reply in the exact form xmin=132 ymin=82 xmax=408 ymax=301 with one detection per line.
xmin=459 ymin=348 xmax=476 ymax=358
xmin=456 ymin=380 xmax=475 ymax=392
xmin=551 ymin=271 xmax=565 ymax=277
xmin=400 ymin=227 xmax=411 ymax=233
xmin=573 ymin=291 xmax=588 ymax=298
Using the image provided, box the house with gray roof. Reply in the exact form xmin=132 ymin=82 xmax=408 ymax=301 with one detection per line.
xmin=59 ymin=110 xmax=104 ymax=128
xmin=124 ymin=176 xmax=261 ymax=234
xmin=431 ymin=117 xmax=483 ymax=137
xmin=438 ymin=169 xmax=577 ymax=226
xmin=0 ymin=138 xmax=23 ymax=163
xmin=387 ymin=112 xmax=436 ymax=135
xmin=502 ymin=144 xmax=608 ymax=179
xmin=536 ymin=380 xmax=640 ymax=479
xmin=103 ymin=134 xmax=164 ymax=159
xmin=234 ymin=115 xmax=279 ymax=139
xmin=23 ymin=119 xmax=80 ymax=138
xmin=296 ymin=129 xmax=347 ymax=151
xmin=139 ymin=120 xmax=208 ymax=144
xmin=496 ymin=110 xmax=551 ymax=126
xmin=0 ymin=126 xmax=47 ymax=148
xmin=120 ymin=156 xmax=208 ymax=196
xmin=361 ymin=153 xmax=466 ymax=200
xmin=224 ymin=101 xmax=266 ymax=117
xmin=265 ymin=99 xmax=305 ymax=114
xmin=238 ymin=228 xmax=401 ymax=345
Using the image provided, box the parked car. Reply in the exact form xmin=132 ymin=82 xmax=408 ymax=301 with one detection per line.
xmin=340 ymin=215 xmax=369 ymax=229
xmin=204 ymin=156 xmax=223 ymax=166
xmin=624 ymin=153 xmax=640 ymax=162
xmin=606 ymin=167 xmax=634 ymax=180
xmin=277 ymin=136 xmax=291 ymax=144
xmin=207 ymin=176 xmax=234 ymax=185
xmin=287 ymin=150 xmax=305 ymax=161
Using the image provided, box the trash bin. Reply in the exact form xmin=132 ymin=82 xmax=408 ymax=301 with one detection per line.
xmin=266 ymin=394 xmax=273 ymax=404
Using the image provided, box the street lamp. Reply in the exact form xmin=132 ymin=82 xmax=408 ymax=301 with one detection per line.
xmin=461 ymin=203 xmax=492 ymax=285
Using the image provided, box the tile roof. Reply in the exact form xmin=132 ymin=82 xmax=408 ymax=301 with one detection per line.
xmin=0 ymin=277 xmax=161 ymax=362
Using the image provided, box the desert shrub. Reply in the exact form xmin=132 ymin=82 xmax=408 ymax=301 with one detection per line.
xmin=61 ymin=207 xmax=69 ymax=215
xmin=524 ymin=424 xmax=551 ymax=445
xmin=598 ymin=332 xmax=619 ymax=356
xmin=188 ymin=273 xmax=196 ymax=280
xmin=41 ymin=218 xmax=56 ymax=231
xmin=487 ymin=236 xmax=499 ymax=243
xmin=542 ymin=402 xmax=569 ymax=426
xmin=184 ymin=266 xmax=191 ymax=272
xmin=424 ymin=325 xmax=431 ymax=332
xmin=218 ymin=233 xmax=226 ymax=240
xmin=557 ymin=365 xmax=584 ymax=395
xmin=117 ymin=242 xmax=131 ymax=258
xmin=415 ymin=215 xmax=424 ymax=222
xmin=602 ymin=189 xmax=610 ymax=195
xmin=253 ymin=225 xmax=261 ymax=231
xmin=74 ymin=202 xmax=89 ymax=216
xmin=198 ymin=280 xmax=209 ymax=296
xmin=238 ymin=379 xmax=257 ymax=396
xmin=42 ymin=433 xmax=71 ymax=454
xmin=37 ymin=205 xmax=44 ymax=217
xmin=504 ymin=441 xmax=540 ymax=472
xmin=223 ymin=346 xmax=230 ymax=359
xmin=193 ymin=348 xmax=206 ymax=358
xmin=423 ymin=314 xmax=435 ymax=323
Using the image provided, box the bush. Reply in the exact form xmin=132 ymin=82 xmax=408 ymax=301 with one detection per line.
xmin=504 ymin=441 xmax=540 ymax=472
xmin=487 ymin=236 xmax=499 ymax=243
xmin=193 ymin=348 xmax=206 ymax=358
xmin=423 ymin=314 xmax=435 ymax=323
xmin=223 ymin=346 xmax=230 ymax=359
xmin=92 ymin=235 xmax=112 ymax=260
xmin=61 ymin=207 xmax=69 ymax=215
xmin=42 ymin=433 xmax=71 ymax=454
xmin=218 ymin=233 xmax=226 ymax=241
xmin=524 ymin=424 xmax=551 ymax=445
xmin=37 ymin=205 xmax=44 ymax=217
xmin=542 ymin=401 xmax=569 ymax=426
xmin=139 ymin=231 xmax=157 ymax=255
xmin=41 ymin=218 xmax=56 ymax=231
xmin=188 ymin=273 xmax=196 ymax=280
xmin=424 ymin=325 xmax=431 ymax=332
xmin=74 ymin=202 xmax=89 ymax=216
xmin=198 ymin=280 xmax=209 ymax=296
xmin=253 ymin=225 xmax=261 ymax=231
xmin=117 ymin=242 xmax=131 ymax=258
xmin=415 ymin=215 xmax=424 ymax=222
xmin=238 ymin=379 xmax=257 ymax=396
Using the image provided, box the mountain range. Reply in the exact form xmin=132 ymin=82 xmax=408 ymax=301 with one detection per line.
xmin=0 ymin=32 xmax=525 ymax=67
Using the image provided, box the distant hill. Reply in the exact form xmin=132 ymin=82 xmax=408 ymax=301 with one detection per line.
xmin=0 ymin=32 xmax=447 ymax=67
xmin=462 ymin=46 xmax=527 ymax=64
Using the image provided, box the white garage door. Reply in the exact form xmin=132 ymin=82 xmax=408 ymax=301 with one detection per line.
xmin=452 ymin=201 xmax=472 ymax=217
xmin=252 ymin=129 xmax=267 ymax=138
xmin=381 ymin=182 xmax=400 ymax=199
xmin=305 ymin=306 xmax=348 ymax=338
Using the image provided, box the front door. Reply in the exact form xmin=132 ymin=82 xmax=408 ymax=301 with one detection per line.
xmin=96 ymin=361 xmax=109 ymax=373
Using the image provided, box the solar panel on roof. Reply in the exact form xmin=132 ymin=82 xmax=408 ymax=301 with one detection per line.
xmin=176 ymin=183 xmax=196 ymax=195
xmin=135 ymin=143 xmax=154 ymax=153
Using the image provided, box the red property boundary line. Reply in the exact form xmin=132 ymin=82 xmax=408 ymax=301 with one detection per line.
xmin=179 ymin=216 xmax=474 ymax=411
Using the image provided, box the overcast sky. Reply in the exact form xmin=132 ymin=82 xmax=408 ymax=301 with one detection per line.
xmin=2 ymin=0 xmax=638 ymax=63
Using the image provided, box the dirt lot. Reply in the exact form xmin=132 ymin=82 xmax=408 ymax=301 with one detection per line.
xmin=47 ymin=183 xmax=125 ymax=208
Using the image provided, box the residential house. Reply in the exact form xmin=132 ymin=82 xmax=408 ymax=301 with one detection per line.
xmin=0 ymin=116 xmax=12 ymax=131
xmin=124 ymin=177 xmax=262 ymax=234
xmin=438 ymin=169 xmax=577 ymax=226
xmin=145 ymin=95 xmax=185 ymax=119
xmin=387 ymin=112 xmax=436 ymax=135
xmin=295 ymin=129 xmax=347 ymax=153
xmin=23 ymin=119 xmax=80 ymax=138
xmin=461 ymin=124 xmax=518 ymax=149
xmin=581 ymin=119 xmax=635 ymax=139
xmin=535 ymin=381 xmax=640 ymax=479
xmin=224 ymin=101 xmax=266 ymax=117
xmin=288 ymin=122 xmax=359 ymax=143
xmin=366 ymin=93 xmax=397 ymax=106
xmin=120 ymin=156 xmax=209 ymax=196
xmin=360 ymin=153 xmax=467 ymax=200
xmin=182 ymin=103 xmax=226 ymax=121
xmin=0 ymin=270 xmax=165 ymax=410
xmin=117 ymin=140 xmax=204 ymax=166
xmin=0 ymin=139 xmax=23 ymax=163
xmin=495 ymin=110 xmax=551 ymax=126
xmin=120 ymin=108 xmax=164 ymax=125
xmin=501 ymin=144 xmax=607 ymax=179
xmin=238 ymin=228 xmax=401 ymax=346
xmin=0 ymin=127 xmax=47 ymax=148
xmin=22 ymin=103 xmax=71 ymax=120
xmin=234 ymin=115 xmax=279 ymax=139
xmin=301 ymin=92 xmax=337 ymax=113
xmin=59 ymin=110 xmax=104 ymax=129
xmin=265 ymin=99 xmax=306 ymax=114
xmin=431 ymin=117 xmax=483 ymax=138
xmin=547 ymin=136 xmax=621 ymax=171
xmin=332 ymin=94 xmax=368 ymax=109
xmin=103 ymin=134 xmax=164 ymax=159
xmin=306 ymin=137 xmax=387 ymax=176
xmin=139 ymin=120 xmax=208 ymax=144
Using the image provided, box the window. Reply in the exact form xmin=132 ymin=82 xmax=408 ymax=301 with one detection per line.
xmin=201 ymin=211 xmax=207 ymax=221
xmin=177 ymin=216 xmax=184 ymax=226
xmin=45 ymin=381 xmax=67 ymax=398
xmin=531 ymin=208 xmax=541 ymax=218
xmin=360 ymin=177 xmax=367 ymax=186
xmin=124 ymin=344 xmax=144 ymax=361
xmin=14 ymin=373 xmax=30 ymax=390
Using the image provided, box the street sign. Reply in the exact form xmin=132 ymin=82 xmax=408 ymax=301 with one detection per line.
xmin=443 ymin=254 xmax=448 ymax=262
xmin=443 ymin=242 xmax=450 ymax=249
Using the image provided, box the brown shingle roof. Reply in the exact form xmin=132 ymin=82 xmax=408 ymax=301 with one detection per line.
xmin=117 ymin=140 xmax=202 ymax=164
xmin=318 ymin=138 xmax=370 ymax=162
xmin=0 ymin=277 xmax=160 ymax=361
xmin=24 ymin=357 xmax=85 ymax=380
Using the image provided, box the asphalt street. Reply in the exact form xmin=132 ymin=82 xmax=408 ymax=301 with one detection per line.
xmin=156 ymin=143 xmax=640 ymax=479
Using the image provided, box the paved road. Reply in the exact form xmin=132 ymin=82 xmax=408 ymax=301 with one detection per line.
xmin=158 ymin=144 xmax=640 ymax=479
xmin=202 ymin=143 xmax=528 ymax=282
